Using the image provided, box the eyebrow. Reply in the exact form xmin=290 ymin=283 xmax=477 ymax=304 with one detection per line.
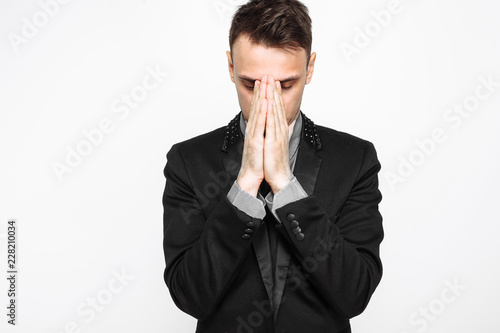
xmin=237 ymin=74 xmax=301 ymax=83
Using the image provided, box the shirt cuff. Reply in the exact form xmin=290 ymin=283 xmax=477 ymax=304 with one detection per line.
xmin=227 ymin=180 xmax=266 ymax=219
xmin=265 ymin=176 xmax=308 ymax=222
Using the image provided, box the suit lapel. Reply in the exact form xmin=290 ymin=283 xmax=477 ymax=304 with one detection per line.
xmin=222 ymin=140 xmax=243 ymax=185
xmin=222 ymin=112 xmax=243 ymax=184
xmin=252 ymin=219 xmax=275 ymax=305
xmin=292 ymin=138 xmax=323 ymax=196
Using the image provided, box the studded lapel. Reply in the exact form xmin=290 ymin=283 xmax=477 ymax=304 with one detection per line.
xmin=222 ymin=113 xmax=244 ymax=185
xmin=293 ymin=113 xmax=323 ymax=196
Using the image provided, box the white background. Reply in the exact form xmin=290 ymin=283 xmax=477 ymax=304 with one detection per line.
xmin=1 ymin=0 xmax=499 ymax=332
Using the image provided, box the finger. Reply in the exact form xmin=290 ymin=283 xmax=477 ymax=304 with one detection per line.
xmin=255 ymin=98 xmax=267 ymax=138
xmin=275 ymin=81 xmax=285 ymax=114
xmin=267 ymin=77 xmax=274 ymax=105
xmin=247 ymin=80 xmax=261 ymax=136
xmin=260 ymin=76 xmax=267 ymax=99
xmin=249 ymin=79 xmax=266 ymax=137
xmin=267 ymin=77 xmax=280 ymax=135
xmin=266 ymin=98 xmax=276 ymax=141
xmin=271 ymin=81 xmax=284 ymax=137
xmin=251 ymin=80 xmax=261 ymax=106
xmin=274 ymin=81 xmax=287 ymax=133
xmin=249 ymin=80 xmax=261 ymax=119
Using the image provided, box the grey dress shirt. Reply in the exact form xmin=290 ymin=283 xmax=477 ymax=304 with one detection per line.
xmin=226 ymin=111 xmax=308 ymax=220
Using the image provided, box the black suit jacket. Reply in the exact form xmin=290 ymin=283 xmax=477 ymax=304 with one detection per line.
xmin=162 ymin=112 xmax=383 ymax=333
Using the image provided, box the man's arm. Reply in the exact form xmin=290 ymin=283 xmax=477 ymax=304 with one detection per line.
xmin=162 ymin=143 xmax=263 ymax=320
xmin=275 ymin=142 xmax=383 ymax=318
xmin=240 ymin=75 xmax=383 ymax=318
xmin=163 ymin=78 xmax=268 ymax=320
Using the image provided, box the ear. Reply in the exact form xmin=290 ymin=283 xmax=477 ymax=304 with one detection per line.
xmin=226 ymin=51 xmax=235 ymax=83
xmin=305 ymin=52 xmax=316 ymax=85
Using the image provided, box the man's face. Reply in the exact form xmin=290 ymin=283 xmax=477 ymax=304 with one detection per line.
xmin=227 ymin=34 xmax=316 ymax=125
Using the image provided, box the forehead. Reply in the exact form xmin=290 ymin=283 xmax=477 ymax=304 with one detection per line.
xmin=232 ymin=35 xmax=307 ymax=80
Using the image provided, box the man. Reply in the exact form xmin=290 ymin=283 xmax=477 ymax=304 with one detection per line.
xmin=162 ymin=0 xmax=383 ymax=332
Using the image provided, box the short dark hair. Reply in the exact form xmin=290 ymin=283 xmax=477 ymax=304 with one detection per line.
xmin=229 ymin=0 xmax=312 ymax=64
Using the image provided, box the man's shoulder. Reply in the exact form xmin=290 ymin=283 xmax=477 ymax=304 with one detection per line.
xmin=168 ymin=113 xmax=240 ymax=155
xmin=315 ymin=122 xmax=376 ymax=153
xmin=175 ymin=126 xmax=225 ymax=149
xmin=166 ymin=124 xmax=227 ymax=160
xmin=312 ymin=123 xmax=380 ymax=173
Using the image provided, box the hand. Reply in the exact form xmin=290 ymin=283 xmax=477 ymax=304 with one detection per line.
xmin=263 ymin=76 xmax=293 ymax=194
xmin=236 ymin=76 xmax=268 ymax=197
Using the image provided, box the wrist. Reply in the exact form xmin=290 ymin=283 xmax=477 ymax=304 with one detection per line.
xmin=269 ymin=174 xmax=293 ymax=194
xmin=236 ymin=174 xmax=261 ymax=197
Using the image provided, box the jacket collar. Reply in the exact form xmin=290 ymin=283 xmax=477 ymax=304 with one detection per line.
xmin=221 ymin=113 xmax=241 ymax=153
xmin=300 ymin=112 xmax=322 ymax=152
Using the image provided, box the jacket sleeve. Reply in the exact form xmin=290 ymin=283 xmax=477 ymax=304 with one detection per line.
xmin=162 ymin=143 xmax=262 ymax=320
xmin=275 ymin=141 xmax=384 ymax=318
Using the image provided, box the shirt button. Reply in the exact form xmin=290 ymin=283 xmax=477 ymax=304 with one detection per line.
xmin=242 ymin=234 xmax=251 ymax=240
xmin=287 ymin=214 xmax=296 ymax=222
xmin=296 ymin=233 xmax=305 ymax=241
xmin=290 ymin=220 xmax=299 ymax=229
